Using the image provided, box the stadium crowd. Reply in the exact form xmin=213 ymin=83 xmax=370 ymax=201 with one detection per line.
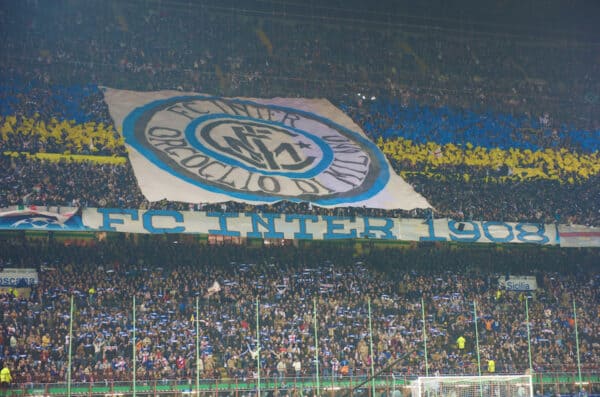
xmin=1 ymin=83 xmax=598 ymax=225
xmin=1 ymin=1 xmax=598 ymax=121
xmin=0 ymin=1 xmax=598 ymax=226
xmin=0 ymin=239 xmax=599 ymax=392
xmin=0 ymin=2 xmax=598 ymax=397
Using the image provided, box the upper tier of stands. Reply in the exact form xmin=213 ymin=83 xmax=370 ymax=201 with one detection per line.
xmin=0 ymin=0 xmax=598 ymax=225
xmin=2 ymin=1 xmax=598 ymax=122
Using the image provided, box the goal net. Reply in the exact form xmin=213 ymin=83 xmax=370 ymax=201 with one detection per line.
xmin=411 ymin=374 xmax=533 ymax=397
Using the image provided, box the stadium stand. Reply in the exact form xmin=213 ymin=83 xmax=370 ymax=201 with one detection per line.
xmin=2 ymin=85 xmax=598 ymax=225
xmin=0 ymin=0 xmax=598 ymax=224
xmin=0 ymin=0 xmax=599 ymax=395
xmin=0 ymin=239 xmax=599 ymax=393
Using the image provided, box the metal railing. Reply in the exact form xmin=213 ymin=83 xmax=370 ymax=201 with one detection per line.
xmin=3 ymin=371 xmax=599 ymax=397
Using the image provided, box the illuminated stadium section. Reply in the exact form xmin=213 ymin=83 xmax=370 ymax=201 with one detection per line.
xmin=0 ymin=0 xmax=599 ymax=396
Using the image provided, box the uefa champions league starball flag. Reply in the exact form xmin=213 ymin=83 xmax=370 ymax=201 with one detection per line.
xmin=102 ymin=88 xmax=431 ymax=209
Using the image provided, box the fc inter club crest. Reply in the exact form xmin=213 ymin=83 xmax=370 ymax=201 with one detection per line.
xmin=123 ymin=96 xmax=389 ymax=205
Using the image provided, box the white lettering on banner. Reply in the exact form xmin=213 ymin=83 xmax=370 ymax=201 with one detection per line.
xmin=82 ymin=208 xmax=557 ymax=245
xmin=0 ymin=268 xmax=38 ymax=286
xmin=498 ymin=276 xmax=538 ymax=291
xmin=102 ymin=88 xmax=430 ymax=209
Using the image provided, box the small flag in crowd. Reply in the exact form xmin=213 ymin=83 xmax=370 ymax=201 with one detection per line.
xmin=206 ymin=281 xmax=221 ymax=297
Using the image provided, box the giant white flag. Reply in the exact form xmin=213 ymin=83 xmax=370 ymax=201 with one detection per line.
xmin=102 ymin=88 xmax=430 ymax=209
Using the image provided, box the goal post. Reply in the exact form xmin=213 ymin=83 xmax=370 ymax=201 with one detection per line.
xmin=411 ymin=374 xmax=533 ymax=397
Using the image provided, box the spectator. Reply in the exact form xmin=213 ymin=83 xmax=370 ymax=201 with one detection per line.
xmin=456 ymin=336 xmax=466 ymax=352
xmin=0 ymin=363 xmax=11 ymax=390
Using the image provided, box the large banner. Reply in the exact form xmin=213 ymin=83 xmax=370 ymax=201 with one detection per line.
xmin=1 ymin=206 xmax=581 ymax=246
xmin=557 ymin=225 xmax=600 ymax=247
xmin=82 ymin=208 xmax=558 ymax=245
xmin=102 ymin=88 xmax=430 ymax=210
xmin=0 ymin=205 xmax=87 ymax=231
xmin=0 ymin=268 xmax=38 ymax=287
xmin=498 ymin=276 xmax=538 ymax=291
